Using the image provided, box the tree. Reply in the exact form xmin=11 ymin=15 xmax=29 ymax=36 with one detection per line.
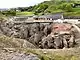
xmin=58 ymin=3 xmax=73 ymax=12
xmin=35 ymin=4 xmax=48 ymax=13
xmin=65 ymin=3 xmax=73 ymax=12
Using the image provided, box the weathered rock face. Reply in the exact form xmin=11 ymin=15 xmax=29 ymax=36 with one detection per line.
xmin=0 ymin=20 xmax=76 ymax=49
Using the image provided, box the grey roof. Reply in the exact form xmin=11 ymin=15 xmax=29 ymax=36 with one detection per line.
xmin=34 ymin=13 xmax=62 ymax=19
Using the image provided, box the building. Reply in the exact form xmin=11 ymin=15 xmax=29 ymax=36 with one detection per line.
xmin=34 ymin=13 xmax=63 ymax=20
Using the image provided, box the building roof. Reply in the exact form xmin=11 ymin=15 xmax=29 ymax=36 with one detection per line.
xmin=34 ymin=13 xmax=63 ymax=20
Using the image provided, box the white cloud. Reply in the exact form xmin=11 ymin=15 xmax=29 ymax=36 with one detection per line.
xmin=0 ymin=0 xmax=49 ymax=8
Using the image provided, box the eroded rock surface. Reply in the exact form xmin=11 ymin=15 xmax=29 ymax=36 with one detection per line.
xmin=0 ymin=19 xmax=79 ymax=49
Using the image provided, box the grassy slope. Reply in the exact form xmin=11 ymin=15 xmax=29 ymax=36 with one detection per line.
xmin=13 ymin=48 xmax=80 ymax=60
xmin=16 ymin=11 xmax=34 ymax=16
xmin=1 ymin=47 xmax=80 ymax=60
xmin=38 ymin=1 xmax=80 ymax=16
xmin=0 ymin=34 xmax=36 ymax=48
xmin=0 ymin=33 xmax=80 ymax=60
xmin=16 ymin=1 xmax=80 ymax=16
xmin=64 ymin=8 xmax=80 ymax=16
xmin=18 ymin=8 xmax=80 ymax=17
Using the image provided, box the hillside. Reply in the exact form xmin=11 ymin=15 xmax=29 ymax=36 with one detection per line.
xmin=16 ymin=0 xmax=80 ymax=16
xmin=0 ymin=16 xmax=80 ymax=60
xmin=0 ymin=34 xmax=36 ymax=48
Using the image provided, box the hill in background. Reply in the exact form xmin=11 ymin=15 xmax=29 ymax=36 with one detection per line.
xmin=16 ymin=0 xmax=80 ymax=16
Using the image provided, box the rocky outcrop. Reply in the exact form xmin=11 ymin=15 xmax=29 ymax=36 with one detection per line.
xmin=0 ymin=20 xmax=77 ymax=49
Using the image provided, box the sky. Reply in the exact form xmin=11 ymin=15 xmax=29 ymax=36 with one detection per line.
xmin=0 ymin=0 xmax=50 ymax=8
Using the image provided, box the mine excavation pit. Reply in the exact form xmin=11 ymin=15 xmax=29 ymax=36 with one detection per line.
xmin=0 ymin=18 xmax=80 ymax=49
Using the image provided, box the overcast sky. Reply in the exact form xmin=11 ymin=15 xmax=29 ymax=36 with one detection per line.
xmin=0 ymin=0 xmax=50 ymax=8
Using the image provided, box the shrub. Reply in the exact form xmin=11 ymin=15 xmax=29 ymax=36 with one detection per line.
xmin=58 ymin=3 xmax=73 ymax=12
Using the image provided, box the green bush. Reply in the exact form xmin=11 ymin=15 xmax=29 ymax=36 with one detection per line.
xmin=2 ymin=11 xmax=16 ymax=16
xmin=58 ymin=3 xmax=73 ymax=12
xmin=34 ymin=4 xmax=48 ymax=14
xmin=65 ymin=3 xmax=73 ymax=12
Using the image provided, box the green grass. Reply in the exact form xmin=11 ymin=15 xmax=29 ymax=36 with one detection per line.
xmin=16 ymin=7 xmax=80 ymax=16
xmin=23 ymin=49 xmax=80 ymax=60
xmin=72 ymin=8 xmax=80 ymax=12
xmin=0 ymin=14 xmax=8 ymax=21
xmin=0 ymin=35 xmax=22 ymax=48
xmin=16 ymin=11 xmax=34 ymax=16
xmin=64 ymin=12 xmax=80 ymax=16
xmin=51 ymin=9 xmax=63 ymax=14
xmin=63 ymin=7 xmax=80 ymax=16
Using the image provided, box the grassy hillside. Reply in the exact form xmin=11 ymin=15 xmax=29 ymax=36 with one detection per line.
xmin=8 ymin=48 xmax=79 ymax=60
xmin=26 ymin=48 xmax=80 ymax=60
xmin=17 ymin=0 xmax=80 ymax=16
xmin=16 ymin=11 xmax=34 ymax=16
xmin=0 ymin=34 xmax=36 ymax=48
xmin=64 ymin=8 xmax=80 ymax=16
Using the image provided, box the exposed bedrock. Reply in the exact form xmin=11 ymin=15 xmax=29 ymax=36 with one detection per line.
xmin=0 ymin=21 xmax=77 ymax=49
